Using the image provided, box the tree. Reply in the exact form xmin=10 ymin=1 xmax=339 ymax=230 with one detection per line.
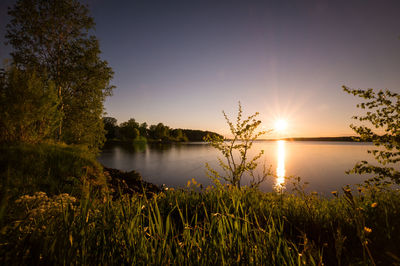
xmin=119 ymin=118 xmax=140 ymax=141
xmin=139 ymin=122 xmax=148 ymax=138
xmin=6 ymin=0 xmax=114 ymax=153
xmin=103 ymin=117 xmax=118 ymax=140
xmin=343 ymin=87 xmax=400 ymax=183
xmin=153 ymin=123 xmax=170 ymax=140
xmin=171 ymin=129 xmax=188 ymax=142
xmin=205 ymin=102 xmax=270 ymax=189
xmin=0 ymin=66 xmax=61 ymax=143
xmin=182 ymin=129 xmax=222 ymax=141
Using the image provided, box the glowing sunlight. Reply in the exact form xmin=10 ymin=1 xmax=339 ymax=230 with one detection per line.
xmin=275 ymin=140 xmax=286 ymax=191
xmin=274 ymin=119 xmax=288 ymax=132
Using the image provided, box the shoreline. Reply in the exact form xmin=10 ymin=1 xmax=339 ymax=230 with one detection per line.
xmin=103 ymin=166 xmax=161 ymax=196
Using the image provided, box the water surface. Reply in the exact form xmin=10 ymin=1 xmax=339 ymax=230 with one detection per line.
xmin=98 ymin=141 xmax=378 ymax=195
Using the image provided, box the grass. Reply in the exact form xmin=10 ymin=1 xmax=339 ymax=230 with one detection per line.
xmin=1 ymin=180 xmax=400 ymax=265
xmin=1 ymin=143 xmax=400 ymax=265
xmin=0 ymin=143 xmax=106 ymax=198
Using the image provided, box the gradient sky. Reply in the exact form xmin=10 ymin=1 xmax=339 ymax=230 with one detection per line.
xmin=1 ymin=0 xmax=400 ymax=138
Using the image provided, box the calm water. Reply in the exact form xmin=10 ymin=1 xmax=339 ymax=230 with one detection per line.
xmin=98 ymin=141 xmax=378 ymax=195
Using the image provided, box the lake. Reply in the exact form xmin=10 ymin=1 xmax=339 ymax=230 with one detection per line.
xmin=98 ymin=140 xmax=378 ymax=195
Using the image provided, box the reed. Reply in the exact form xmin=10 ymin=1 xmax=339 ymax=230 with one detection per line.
xmin=1 ymin=180 xmax=399 ymax=265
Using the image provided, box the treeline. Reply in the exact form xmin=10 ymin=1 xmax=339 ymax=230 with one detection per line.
xmin=103 ymin=117 xmax=223 ymax=143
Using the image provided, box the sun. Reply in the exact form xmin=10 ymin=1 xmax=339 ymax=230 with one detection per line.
xmin=274 ymin=119 xmax=288 ymax=132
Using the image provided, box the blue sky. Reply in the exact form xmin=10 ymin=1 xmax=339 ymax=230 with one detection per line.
xmin=1 ymin=0 xmax=400 ymax=138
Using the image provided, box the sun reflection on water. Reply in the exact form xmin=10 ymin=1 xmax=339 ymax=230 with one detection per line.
xmin=275 ymin=140 xmax=286 ymax=191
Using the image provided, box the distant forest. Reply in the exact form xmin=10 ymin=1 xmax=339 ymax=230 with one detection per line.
xmin=103 ymin=117 xmax=223 ymax=143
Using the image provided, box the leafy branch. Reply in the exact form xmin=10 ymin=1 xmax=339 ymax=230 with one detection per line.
xmin=343 ymin=86 xmax=400 ymax=183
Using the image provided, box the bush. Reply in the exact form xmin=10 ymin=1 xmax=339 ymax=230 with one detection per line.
xmin=205 ymin=102 xmax=270 ymax=188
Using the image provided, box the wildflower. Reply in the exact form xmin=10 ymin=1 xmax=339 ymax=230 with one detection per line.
xmin=371 ymin=202 xmax=378 ymax=208
xmin=364 ymin=227 xmax=372 ymax=234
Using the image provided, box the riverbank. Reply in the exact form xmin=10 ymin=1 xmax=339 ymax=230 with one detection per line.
xmin=104 ymin=166 xmax=160 ymax=197
xmin=1 ymin=179 xmax=399 ymax=264
xmin=1 ymin=143 xmax=400 ymax=264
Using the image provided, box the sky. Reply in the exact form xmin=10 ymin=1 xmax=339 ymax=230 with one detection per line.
xmin=1 ymin=0 xmax=400 ymax=138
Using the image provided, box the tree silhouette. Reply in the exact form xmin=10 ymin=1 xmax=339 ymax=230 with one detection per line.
xmin=344 ymin=86 xmax=400 ymax=184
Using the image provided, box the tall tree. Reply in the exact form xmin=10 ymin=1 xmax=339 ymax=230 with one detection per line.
xmin=5 ymin=0 xmax=114 ymax=153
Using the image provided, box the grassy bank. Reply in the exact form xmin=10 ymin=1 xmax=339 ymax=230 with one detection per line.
xmin=0 ymin=143 xmax=106 ymax=198
xmin=1 ymin=180 xmax=399 ymax=265
xmin=1 ymin=143 xmax=399 ymax=265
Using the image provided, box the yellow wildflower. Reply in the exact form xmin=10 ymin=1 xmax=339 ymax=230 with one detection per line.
xmin=364 ymin=227 xmax=372 ymax=234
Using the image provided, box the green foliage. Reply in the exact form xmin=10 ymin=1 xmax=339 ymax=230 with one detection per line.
xmin=103 ymin=116 xmax=222 ymax=143
xmin=205 ymin=102 xmax=270 ymax=188
xmin=0 ymin=143 xmax=105 ymax=198
xmin=139 ymin=122 xmax=148 ymax=138
xmin=343 ymin=87 xmax=400 ymax=183
xmin=0 ymin=66 xmax=61 ymax=143
xmin=6 ymin=0 xmax=114 ymax=154
xmin=182 ymin=129 xmax=223 ymax=141
xmin=1 ymin=184 xmax=399 ymax=265
xmin=103 ymin=117 xmax=118 ymax=140
xmin=119 ymin=118 xmax=140 ymax=141
xmin=153 ymin=123 xmax=170 ymax=140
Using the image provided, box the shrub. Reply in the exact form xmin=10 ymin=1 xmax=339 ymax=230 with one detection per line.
xmin=205 ymin=102 xmax=271 ymax=188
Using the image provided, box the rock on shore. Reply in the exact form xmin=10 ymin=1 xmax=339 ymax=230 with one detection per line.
xmin=103 ymin=167 xmax=161 ymax=197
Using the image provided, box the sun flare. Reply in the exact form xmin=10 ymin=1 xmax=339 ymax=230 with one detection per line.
xmin=274 ymin=119 xmax=288 ymax=132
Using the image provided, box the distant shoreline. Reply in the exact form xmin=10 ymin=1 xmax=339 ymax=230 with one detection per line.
xmin=105 ymin=136 xmax=371 ymax=143
xmin=221 ymin=136 xmax=369 ymax=142
xmin=260 ymin=136 xmax=366 ymax=142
